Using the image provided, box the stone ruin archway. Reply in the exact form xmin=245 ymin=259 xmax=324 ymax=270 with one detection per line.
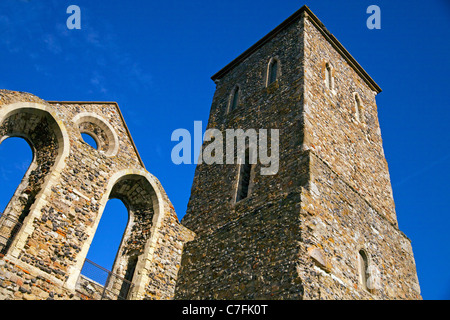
xmin=70 ymin=168 xmax=191 ymax=300
xmin=0 ymin=94 xmax=194 ymax=301
xmin=98 ymin=172 xmax=162 ymax=299
xmin=0 ymin=102 xmax=69 ymax=256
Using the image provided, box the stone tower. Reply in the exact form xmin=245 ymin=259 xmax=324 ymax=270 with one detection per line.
xmin=0 ymin=90 xmax=194 ymax=300
xmin=174 ymin=6 xmax=421 ymax=299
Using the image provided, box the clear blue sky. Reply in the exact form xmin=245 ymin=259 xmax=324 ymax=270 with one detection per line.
xmin=0 ymin=0 xmax=449 ymax=299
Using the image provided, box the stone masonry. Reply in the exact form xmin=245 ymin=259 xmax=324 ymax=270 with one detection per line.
xmin=0 ymin=5 xmax=421 ymax=300
xmin=0 ymin=91 xmax=194 ymax=300
xmin=174 ymin=6 xmax=421 ymax=299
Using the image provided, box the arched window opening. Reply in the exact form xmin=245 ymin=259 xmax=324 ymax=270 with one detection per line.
xmin=77 ymin=196 xmax=137 ymax=300
xmin=358 ymin=249 xmax=369 ymax=291
xmin=236 ymin=148 xmax=254 ymax=202
xmin=73 ymin=113 xmax=120 ymax=157
xmin=0 ymin=137 xmax=33 ymax=214
xmin=81 ymin=199 xmax=128 ymax=294
xmin=230 ymin=86 xmax=240 ymax=112
xmin=325 ymin=62 xmax=333 ymax=90
xmin=0 ymin=108 xmax=63 ymax=256
xmin=0 ymin=137 xmax=33 ymax=254
xmin=268 ymin=59 xmax=279 ymax=85
xmin=77 ymin=174 xmax=158 ymax=300
xmin=87 ymin=199 xmax=128 ymax=271
xmin=81 ymin=132 xmax=98 ymax=150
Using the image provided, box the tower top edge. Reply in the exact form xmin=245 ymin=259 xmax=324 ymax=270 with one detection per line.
xmin=211 ymin=5 xmax=382 ymax=94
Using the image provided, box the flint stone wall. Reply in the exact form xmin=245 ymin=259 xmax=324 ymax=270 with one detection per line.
xmin=0 ymin=90 xmax=194 ymax=300
xmin=175 ymin=8 xmax=421 ymax=300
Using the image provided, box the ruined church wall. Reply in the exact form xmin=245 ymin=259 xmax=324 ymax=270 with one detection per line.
xmin=0 ymin=90 xmax=191 ymax=300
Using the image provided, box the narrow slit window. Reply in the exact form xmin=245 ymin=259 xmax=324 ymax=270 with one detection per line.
xmin=236 ymin=148 xmax=253 ymax=202
xmin=355 ymin=94 xmax=363 ymax=123
xmin=268 ymin=59 xmax=278 ymax=85
xmin=230 ymin=87 xmax=240 ymax=111
xmin=359 ymin=249 xmax=369 ymax=291
xmin=325 ymin=63 xmax=332 ymax=90
xmin=120 ymin=256 xmax=138 ymax=299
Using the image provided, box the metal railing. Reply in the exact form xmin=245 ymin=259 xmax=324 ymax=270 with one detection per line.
xmin=76 ymin=258 xmax=134 ymax=300
xmin=0 ymin=213 xmax=23 ymax=255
